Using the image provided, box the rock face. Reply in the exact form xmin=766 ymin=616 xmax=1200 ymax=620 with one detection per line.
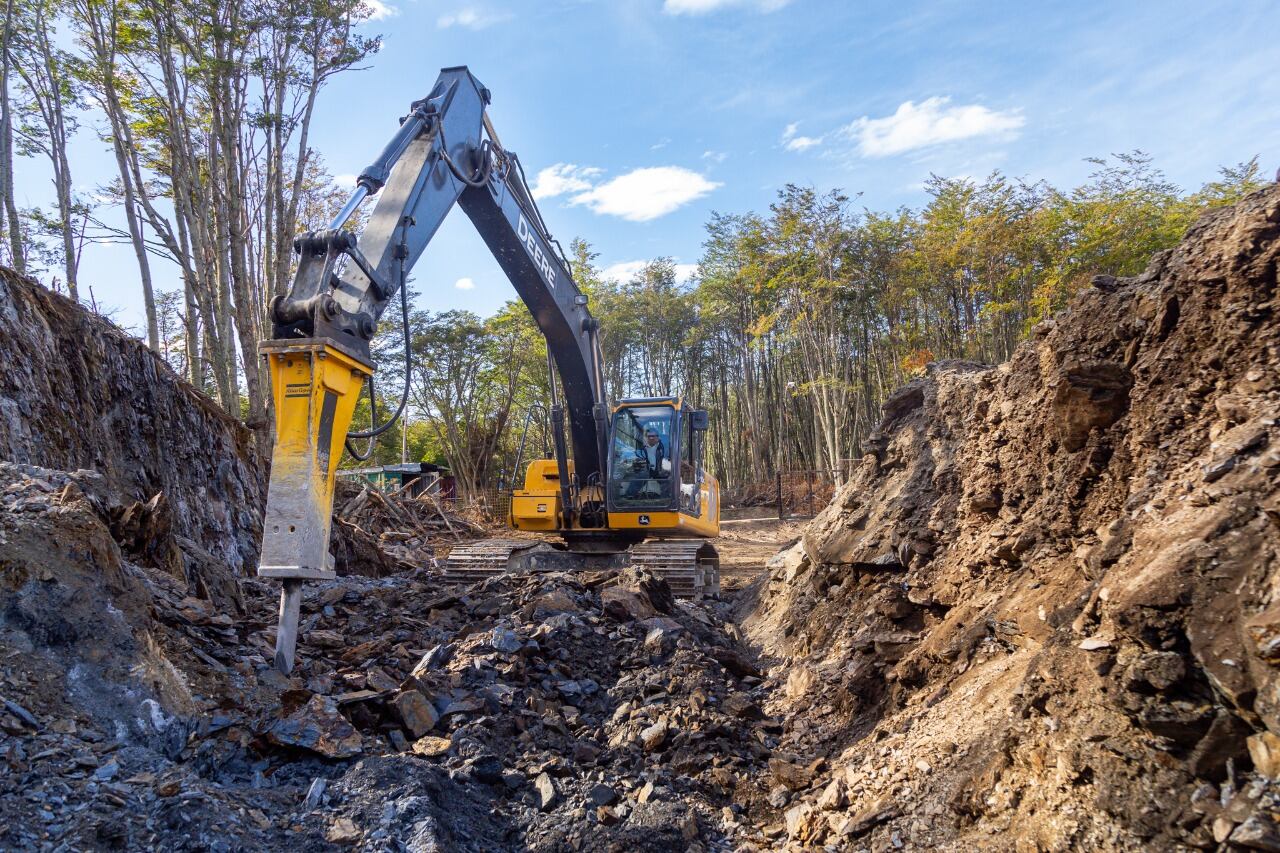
xmin=742 ymin=185 xmax=1280 ymax=848
xmin=0 ymin=267 xmax=264 ymax=571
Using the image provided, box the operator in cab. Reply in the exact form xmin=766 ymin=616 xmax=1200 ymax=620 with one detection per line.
xmin=639 ymin=428 xmax=668 ymax=479
xmin=614 ymin=422 xmax=671 ymax=499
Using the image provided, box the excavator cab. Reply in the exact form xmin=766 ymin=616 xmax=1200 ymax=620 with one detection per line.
xmin=605 ymin=398 xmax=717 ymax=538
xmin=506 ymin=397 xmax=718 ymax=540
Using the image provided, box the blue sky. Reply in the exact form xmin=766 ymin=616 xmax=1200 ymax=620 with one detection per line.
xmin=16 ymin=0 xmax=1280 ymax=332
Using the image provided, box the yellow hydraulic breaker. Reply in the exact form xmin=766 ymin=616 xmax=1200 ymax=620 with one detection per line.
xmin=258 ymin=338 xmax=372 ymax=674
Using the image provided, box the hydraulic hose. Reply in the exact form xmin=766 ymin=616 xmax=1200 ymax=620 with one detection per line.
xmin=344 ymin=227 xmax=413 ymax=460
xmin=439 ymin=134 xmax=493 ymax=189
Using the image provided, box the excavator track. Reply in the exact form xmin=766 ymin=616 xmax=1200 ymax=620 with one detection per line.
xmin=442 ymin=539 xmax=539 ymax=585
xmin=445 ymin=537 xmax=716 ymax=596
xmin=628 ymin=540 xmax=720 ymax=601
xmin=444 ymin=537 xmax=720 ymax=600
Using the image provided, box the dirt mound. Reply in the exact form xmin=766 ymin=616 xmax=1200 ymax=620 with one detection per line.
xmin=0 ymin=268 xmax=264 ymax=571
xmin=740 ymin=185 xmax=1280 ymax=848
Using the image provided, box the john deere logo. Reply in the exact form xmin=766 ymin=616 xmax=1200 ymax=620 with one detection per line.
xmin=638 ymin=514 xmax=650 ymax=525
xmin=536 ymin=503 xmax=547 ymax=513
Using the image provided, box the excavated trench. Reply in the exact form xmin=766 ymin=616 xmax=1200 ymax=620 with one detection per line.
xmin=0 ymin=184 xmax=1279 ymax=852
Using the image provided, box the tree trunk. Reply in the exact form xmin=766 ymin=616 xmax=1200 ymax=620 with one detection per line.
xmin=0 ymin=0 xmax=21 ymax=273
xmin=82 ymin=0 xmax=158 ymax=350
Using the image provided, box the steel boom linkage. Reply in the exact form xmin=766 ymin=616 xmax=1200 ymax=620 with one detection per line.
xmin=258 ymin=66 xmax=609 ymax=674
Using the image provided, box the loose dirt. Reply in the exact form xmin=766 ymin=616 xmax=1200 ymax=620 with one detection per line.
xmin=714 ymin=518 xmax=804 ymax=589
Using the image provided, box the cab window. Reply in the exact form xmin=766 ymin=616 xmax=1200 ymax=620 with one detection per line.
xmin=609 ymin=406 xmax=675 ymax=509
xmin=679 ymin=409 xmax=700 ymax=514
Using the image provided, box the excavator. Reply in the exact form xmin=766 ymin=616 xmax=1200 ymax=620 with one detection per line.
xmin=258 ymin=66 xmax=720 ymax=675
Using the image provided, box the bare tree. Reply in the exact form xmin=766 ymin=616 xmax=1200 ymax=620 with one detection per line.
xmin=0 ymin=0 xmax=22 ymax=272
xmin=10 ymin=0 xmax=85 ymax=299
xmin=71 ymin=0 xmax=158 ymax=349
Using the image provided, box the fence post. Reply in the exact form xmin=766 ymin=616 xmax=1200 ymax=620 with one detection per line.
xmin=777 ymin=471 xmax=784 ymax=520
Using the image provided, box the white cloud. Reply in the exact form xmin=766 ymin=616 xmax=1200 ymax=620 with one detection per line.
xmin=454 ymin=277 xmax=476 ymax=291
xmin=437 ymin=7 xmax=512 ymax=29
xmin=663 ymin=0 xmax=792 ymax=14
xmin=702 ymin=150 xmax=727 ymax=163
xmin=569 ymin=166 xmax=720 ymax=222
xmin=602 ymin=261 xmax=699 ymax=284
xmin=846 ymin=97 xmax=1024 ymax=158
xmin=781 ymin=122 xmax=823 ymax=152
xmin=786 ymin=137 xmax=822 ymax=152
xmin=601 ymin=261 xmax=646 ymax=283
xmin=333 ymin=173 xmax=358 ymax=188
xmin=531 ymin=163 xmax=603 ymax=199
xmin=674 ymin=263 xmax=699 ymax=282
xmin=361 ymin=0 xmax=397 ymax=20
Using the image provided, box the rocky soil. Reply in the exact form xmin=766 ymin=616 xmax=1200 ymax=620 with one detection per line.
xmin=0 ymin=183 xmax=1277 ymax=853
xmin=0 ymin=267 xmax=264 ymax=576
xmin=0 ymin=471 xmax=771 ymax=850
xmin=742 ymin=184 xmax=1280 ymax=849
xmin=0 ymin=270 xmax=776 ymax=851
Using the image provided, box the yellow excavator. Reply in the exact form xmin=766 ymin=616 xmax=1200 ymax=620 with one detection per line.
xmin=258 ymin=67 xmax=720 ymax=674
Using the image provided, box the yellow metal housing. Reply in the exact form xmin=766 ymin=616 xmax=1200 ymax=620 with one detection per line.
xmin=509 ymin=458 xmax=566 ymax=531
xmin=258 ymin=338 xmax=372 ymax=580
xmin=508 ymin=457 xmax=720 ymax=538
xmin=606 ymin=471 xmax=720 ymax=538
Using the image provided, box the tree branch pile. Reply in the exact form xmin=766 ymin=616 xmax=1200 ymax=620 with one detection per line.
xmin=331 ymin=479 xmax=486 ymax=576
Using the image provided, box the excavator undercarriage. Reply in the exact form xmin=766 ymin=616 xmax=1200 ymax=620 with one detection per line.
xmin=443 ymin=538 xmax=720 ymax=600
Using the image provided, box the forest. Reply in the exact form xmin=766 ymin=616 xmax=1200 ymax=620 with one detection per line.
xmin=349 ymin=156 xmax=1264 ymax=496
xmin=0 ymin=0 xmax=1266 ymax=497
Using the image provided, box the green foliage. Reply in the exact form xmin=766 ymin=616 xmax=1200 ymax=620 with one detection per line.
xmin=576 ymin=151 xmax=1267 ymax=491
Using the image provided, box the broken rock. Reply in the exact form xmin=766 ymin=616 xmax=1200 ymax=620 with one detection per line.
xmin=391 ymin=690 xmax=438 ymax=738
xmin=588 ymin=783 xmax=618 ymax=807
xmin=326 ymin=817 xmax=362 ymax=845
xmin=267 ymin=694 xmax=363 ymax=759
xmin=534 ymin=771 xmax=558 ymax=810
xmin=411 ymin=736 xmax=452 ymax=758
xmin=1249 ymin=732 xmax=1280 ymax=779
xmin=640 ymin=721 xmax=669 ymax=752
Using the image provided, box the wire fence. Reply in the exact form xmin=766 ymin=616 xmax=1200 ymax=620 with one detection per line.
xmin=723 ymin=464 xmax=856 ymax=519
xmin=457 ymin=485 xmax=512 ymax=520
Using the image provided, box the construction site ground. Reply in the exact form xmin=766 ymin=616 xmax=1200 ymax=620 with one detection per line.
xmin=714 ymin=518 xmax=804 ymax=588
xmin=2 ymin=185 xmax=1280 ymax=851
xmin=433 ymin=515 xmax=797 ymax=591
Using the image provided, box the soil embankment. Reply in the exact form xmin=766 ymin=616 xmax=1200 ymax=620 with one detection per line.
xmin=741 ymin=184 xmax=1280 ymax=849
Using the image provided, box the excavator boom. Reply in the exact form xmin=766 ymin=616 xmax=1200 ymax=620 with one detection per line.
xmin=259 ymin=67 xmax=716 ymax=675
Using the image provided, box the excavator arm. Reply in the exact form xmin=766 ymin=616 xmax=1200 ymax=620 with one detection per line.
xmin=260 ymin=66 xmax=609 ymax=673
